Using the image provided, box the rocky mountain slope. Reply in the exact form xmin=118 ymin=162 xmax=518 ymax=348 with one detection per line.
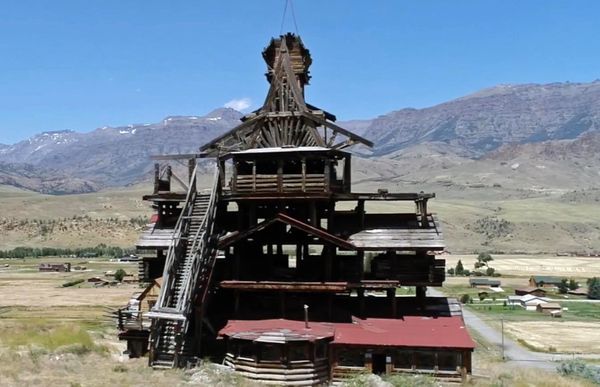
xmin=0 ymin=108 xmax=242 ymax=190
xmin=1 ymin=81 xmax=600 ymax=194
xmin=362 ymin=81 xmax=600 ymax=157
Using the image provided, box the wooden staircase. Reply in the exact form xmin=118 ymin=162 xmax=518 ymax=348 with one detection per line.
xmin=147 ymin=166 xmax=220 ymax=368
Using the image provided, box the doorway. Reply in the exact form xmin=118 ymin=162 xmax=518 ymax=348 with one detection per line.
xmin=372 ymin=353 xmax=386 ymax=374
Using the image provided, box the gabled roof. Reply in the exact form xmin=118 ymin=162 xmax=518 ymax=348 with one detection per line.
xmin=218 ymin=213 xmax=354 ymax=250
xmin=530 ymin=275 xmax=564 ymax=284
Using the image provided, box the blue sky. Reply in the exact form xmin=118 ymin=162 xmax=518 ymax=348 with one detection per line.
xmin=1 ymin=1 xmax=599 ymax=144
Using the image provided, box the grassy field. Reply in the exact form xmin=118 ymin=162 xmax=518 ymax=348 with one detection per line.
xmin=2 ymin=182 xmax=600 ymax=253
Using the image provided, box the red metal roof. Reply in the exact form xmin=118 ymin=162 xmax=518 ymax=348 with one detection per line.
xmin=219 ymin=319 xmax=335 ymax=342
xmin=333 ymin=317 xmax=475 ymax=349
xmin=218 ymin=317 xmax=475 ymax=350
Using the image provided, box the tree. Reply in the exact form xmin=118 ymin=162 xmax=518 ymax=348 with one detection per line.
xmin=447 ymin=268 xmax=455 ymax=275
xmin=460 ymin=294 xmax=471 ymax=304
xmin=478 ymin=292 xmax=488 ymax=301
xmin=475 ymin=252 xmax=494 ymax=269
xmin=455 ymin=260 xmax=464 ymax=275
xmin=114 ymin=269 xmax=127 ymax=282
xmin=558 ymin=278 xmax=569 ymax=294
xmin=485 ymin=267 xmax=496 ymax=276
xmin=588 ymin=277 xmax=600 ymax=300
xmin=568 ymin=279 xmax=579 ymax=291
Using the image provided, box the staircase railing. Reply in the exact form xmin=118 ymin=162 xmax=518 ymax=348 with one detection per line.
xmin=176 ymin=165 xmax=221 ymax=316
xmin=153 ymin=163 xmax=199 ymax=312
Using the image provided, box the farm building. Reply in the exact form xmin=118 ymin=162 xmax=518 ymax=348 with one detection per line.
xmin=529 ymin=275 xmax=563 ymax=288
xmin=520 ymin=294 xmax=551 ymax=310
xmin=39 ymin=262 xmax=71 ymax=272
xmin=568 ymin=288 xmax=588 ymax=296
xmin=119 ymin=33 xmax=475 ymax=383
xmin=536 ymin=303 xmax=562 ymax=316
xmin=515 ymin=287 xmax=547 ymax=297
xmin=469 ymin=278 xmax=501 ymax=288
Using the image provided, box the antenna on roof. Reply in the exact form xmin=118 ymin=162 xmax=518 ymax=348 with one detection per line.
xmin=279 ymin=0 xmax=300 ymax=35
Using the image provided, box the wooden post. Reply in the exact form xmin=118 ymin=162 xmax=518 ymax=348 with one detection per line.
xmin=301 ymin=158 xmax=306 ymax=192
xmin=232 ymin=161 xmax=238 ymax=192
xmin=279 ymin=292 xmax=286 ymax=318
xmin=309 ymin=201 xmax=317 ymax=227
xmin=324 ymin=160 xmax=330 ymax=192
xmin=387 ymin=288 xmax=397 ymax=318
xmin=357 ymin=200 xmax=365 ymax=229
xmin=344 ymin=155 xmax=352 ymax=192
xmin=277 ymin=159 xmax=283 ymax=192
xmin=357 ymin=250 xmax=365 ymax=281
xmin=252 ymin=161 xmax=257 ymax=192
xmin=188 ymin=158 xmax=195 ymax=182
xmin=234 ymin=290 xmax=240 ymax=317
xmin=153 ymin=163 xmax=160 ymax=194
xmin=358 ymin=288 xmax=365 ymax=318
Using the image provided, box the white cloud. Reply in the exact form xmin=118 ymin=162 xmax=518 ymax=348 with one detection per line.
xmin=224 ymin=97 xmax=252 ymax=111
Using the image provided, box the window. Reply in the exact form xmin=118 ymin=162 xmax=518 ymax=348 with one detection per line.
xmin=337 ymin=349 xmax=365 ymax=366
xmin=393 ymin=350 xmax=412 ymax=369
xmin=238 ymin=342 xmax=256 ymax=360
xmin=260 ymin=343 xmax=282 ymax=362
xmin=414 ymin=351 xmax=436 ymax=371
xmin=288 ymin=343 xmax=309 ymax=361
xmin=437 ymin=352 xmax=458 ymax=371
xmin=315 ymin=342 xmax=328 ymax=360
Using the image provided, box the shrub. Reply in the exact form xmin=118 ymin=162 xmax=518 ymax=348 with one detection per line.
xmin=557 ymin=359 xmax=600 ymax=384
xmin=447 ymin=268 xmax=455 ymax=275
xmin=588 ymin=277 xmax=600 ymax=299
xmin=455 ymin=260 xmax=464 ymax=275
xmin=460 ymin=294 xmax=471 ymax=304
xmin=114 ymin=269 xmax=127 ymax=282
xmin=486 ymin=267 xmax=496 ymax=276
xmin=62 ymin=279 xmax=85 ymax=288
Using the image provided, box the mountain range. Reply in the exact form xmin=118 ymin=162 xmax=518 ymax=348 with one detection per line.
xmin=1 ymin=81 xmax=600 ymax=194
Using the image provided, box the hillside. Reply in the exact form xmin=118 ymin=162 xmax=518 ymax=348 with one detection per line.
xmin=1 ymin=81 xmax=600 ymax=194
xmin=362 ymin=81 xmax=600 ymax=157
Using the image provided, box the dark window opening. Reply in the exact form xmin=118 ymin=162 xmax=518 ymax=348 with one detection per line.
xmin=260 ymin=343 xmax=281 ymax=362
xmin=337 ymin=349 xmax=364 ymax=366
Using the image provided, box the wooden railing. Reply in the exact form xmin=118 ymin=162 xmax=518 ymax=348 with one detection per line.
xmin=234 ymin=173 xmax=326 ymax=193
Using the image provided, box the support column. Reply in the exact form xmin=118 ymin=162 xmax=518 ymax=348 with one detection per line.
xmin=358 ymin=288 xmax=365 ymax=318
xmin=279 ymin=292 xmax=286 ymax=318
xmin=416 ymin=285 xmax=426 ymax=308
xmin=387 ymin=288 xmax=397 ymax=318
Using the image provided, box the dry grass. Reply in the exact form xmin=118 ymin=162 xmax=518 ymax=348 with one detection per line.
xmin=504 ymin=321 xmax=600 ymax=354
xmin=444 ymin=254 xmax=600 ymax=278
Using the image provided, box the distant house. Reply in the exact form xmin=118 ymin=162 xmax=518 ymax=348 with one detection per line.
xmin=39 ymin=263 xmax=71 ymax=272
xmin=529 ymin=276 xmax=563 ymax=288
xmin=515 ymin=287 xmax=547 ymax=297
xmin=520 ymin=294 xmax=550 ymax=310
xmin=568 ymin=287 xmax=588 ymax=296
xmin=507 ymin=295 xmax=522 ymax=307
xmin=469 ymin=278 xmax=501 ymax=288
xmin=536 ymin=303 xmax=562 ymax=315
xmin=118 ymin=255 xmax=139 ymax=263
xmin=122 ymin=274 xmax=137 ymax=283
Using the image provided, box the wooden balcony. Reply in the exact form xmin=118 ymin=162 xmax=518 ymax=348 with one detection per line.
xmin=233 ymin=173 xmax=328 ymax=194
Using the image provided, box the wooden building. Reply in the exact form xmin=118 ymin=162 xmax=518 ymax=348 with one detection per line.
xmin=536 ymin=303 xmax=562 ymax=315
xmin=119 ymin=33 xmax=475 ymax=383
xmin=469 ymin=278 xmax=501 ymax=288
xmin=529 ymin=275 xmax=563 ymax=288
xmin=515 ymin=287 xmax=547 ymax=297
xmin=39 ymin=262 xmax=71 ymax=272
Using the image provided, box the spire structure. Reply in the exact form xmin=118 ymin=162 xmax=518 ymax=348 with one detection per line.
xmin=201 ymin=33 xmax=372 ymax=156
